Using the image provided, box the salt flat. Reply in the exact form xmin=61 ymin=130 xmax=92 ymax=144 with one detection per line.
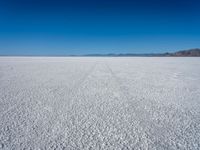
xmin=0 ymin=57 xmax=200 ymax=149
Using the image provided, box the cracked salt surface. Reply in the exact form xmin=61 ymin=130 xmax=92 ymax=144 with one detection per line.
xmin=0 ymin=57 xmax=200 ymax=149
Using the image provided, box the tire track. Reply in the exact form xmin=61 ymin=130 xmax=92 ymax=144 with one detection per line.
xmin=104 ymin=62 xmax=149 ymax=146
xmin=45 ymin=62 xmax=141 ymax=149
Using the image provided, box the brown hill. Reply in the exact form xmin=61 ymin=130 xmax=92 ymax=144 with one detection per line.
xmin=170 ymin=48 xmax=200 ymax=57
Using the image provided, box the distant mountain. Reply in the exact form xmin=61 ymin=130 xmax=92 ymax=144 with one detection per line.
xmin=168 ymin=48 xmax=200 ymax=57
xmin=1 ymin=48 xmax=199 ymax=57
xmin=83 ymin=48 xmax=200 ymax=57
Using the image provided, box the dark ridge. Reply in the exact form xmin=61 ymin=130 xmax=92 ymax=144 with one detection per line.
xmin=170 ymin=48 xmax=200 ymax=57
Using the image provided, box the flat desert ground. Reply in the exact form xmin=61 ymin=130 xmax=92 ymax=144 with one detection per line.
xmin=0 ymin=57 xmax=200 ymax=149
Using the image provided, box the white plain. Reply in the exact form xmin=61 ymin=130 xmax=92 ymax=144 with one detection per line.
xmin=0 ymin=57 xmax=200 ymax=149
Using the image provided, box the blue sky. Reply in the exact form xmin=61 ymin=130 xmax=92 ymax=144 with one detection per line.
xmin=0 ymin=0 xmax=200 ymax=55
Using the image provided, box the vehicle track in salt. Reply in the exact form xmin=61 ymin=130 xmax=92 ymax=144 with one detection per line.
xmin=40 ymin=62 xmax=145 ymax=149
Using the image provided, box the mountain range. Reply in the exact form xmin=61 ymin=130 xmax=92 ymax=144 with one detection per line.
xmin=83 ymin=48 xmax=200 ymax=57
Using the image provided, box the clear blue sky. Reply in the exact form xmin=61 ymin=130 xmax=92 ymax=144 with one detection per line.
xmin=0 ymin=0 xmax=200 ymax=55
